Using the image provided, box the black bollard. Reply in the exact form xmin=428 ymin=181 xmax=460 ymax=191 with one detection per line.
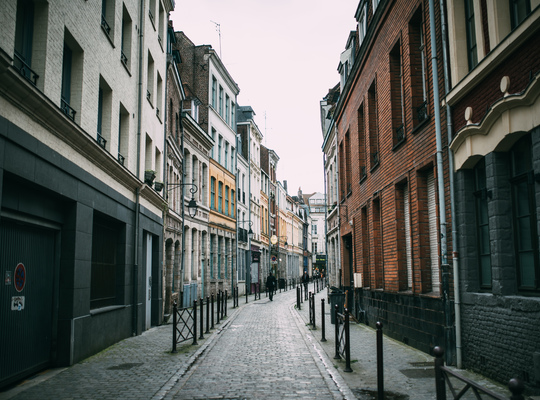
xmin=434 ymin=346 xmax=446 ymax=400
xmin=334 ymin=304 xmax=341 ymax=360
xmin=193 ymin=300 xmax=198 ymax=345
xmin=376 ymin=321 xmax=384 ymax=399
xmin=172 ymin=301 xmax=178 ymax=353
xmin=211 ymin=293 xmax=215 ymax=329
xmin=508 ymin=378 xmax=525 ymax=400
xmin=221 ymin=290 xmax=225 ymax=319
xmin=216 ymin=291 xmax=220 ymax=324
xmin=206 ymin=296 xmax=210 ymax=334
xmin=199 ymin=297 xmax=204 ymax=340
xmin=224 ymin=290 xmax=228 ymax=317
xmin=312 ymin=293 xmax=316 ymax=329
xmin=344 ymin=308 xmax=351 ymax=372
xmin=321 ymin=298 xmax=326 ymax=342
xmin=246 ymin=285 xmax=249 ymax=303
xmin=297 ymin=286 xmax=301 ymax=310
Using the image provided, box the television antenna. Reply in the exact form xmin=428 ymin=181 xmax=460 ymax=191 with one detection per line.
xmin=210 ymin=20 xmax=222 ymax=59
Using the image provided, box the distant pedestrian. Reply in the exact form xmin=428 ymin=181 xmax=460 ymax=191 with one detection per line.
xmin=301 ymin=271 xmax=309 ymax=293
xmin=267 ymin=272 xmax=277 ymax=301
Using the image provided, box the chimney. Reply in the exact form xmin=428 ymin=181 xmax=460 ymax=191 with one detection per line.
xmin=283 ymin=180 xmax=288 ymax=193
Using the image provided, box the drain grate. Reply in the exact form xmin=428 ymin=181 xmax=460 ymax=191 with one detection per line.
xmin=410 ymin=361 xmax=434 ymax=367
xmin=107 ymin=363 xmax=144 ymax=370
xmin=400 ymin=368 xmax=434 ymax=379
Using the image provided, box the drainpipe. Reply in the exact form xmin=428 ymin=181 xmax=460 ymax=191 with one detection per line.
xmin=429 ymin=0 xmax=452 ymax=363
xmin=180 ymin=119 xmax=185 ymax=307
xmin=323 ymin=153 xmax=329 ymax=286
xmin=440 ymin=0 xmax=461 ymax=368
xmin=132 ymin=0 xmax=146 ymax=336
xmin=247 ymin=123 xmax=252 ymax=291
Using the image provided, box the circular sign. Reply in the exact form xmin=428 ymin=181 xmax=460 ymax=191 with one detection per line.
xmin=14 ymin=263 xmax=26 ymax=292
xmin=270 ymin=235 xmax=278 ymax=245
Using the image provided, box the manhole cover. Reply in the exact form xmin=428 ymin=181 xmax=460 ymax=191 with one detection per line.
xmin=107 ymin=363 xmax=143 ymax=370
xmin=352 ymin=388 xmax=409 ymax=400
xmin=400 ymin=368 xmax=434 ymax=378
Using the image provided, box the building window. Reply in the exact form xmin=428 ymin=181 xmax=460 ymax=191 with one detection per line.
xmin=91 ymin=214 xmax=124 ymax=309
xmin=225 ymin=185 xmax=229 ymax=216
xmin=231 ymin=190 xmax=235 ymax=218
xmin=231 ymin=147 xmax=235 ymax=173
xmin=312 ymin=225 xmax=317 ymax=235
xmin=390 ymin=40 xmax=405 ymax=147
xmin=219 ymin=86 xmax=223 ymax=117
xmin=396 ymin=182 xmax=412 ymax=291
xmin=212 ymin=76 xmax=217 ymax=109
xmin=61 ymin=33 xmax=83 ymax=123
xmin=368 ymin=80 xmax=379 ymax=169
xmin=313 ymin=242 xmax=318 ymax=254
xmin=97 ymin=77 xmax=112 ymax=150
xmin=345 ymin=131 xmax=352 ymax=194
xmin=218 ymin=181 xmax=223 ymax=213
xmin=210 ymin=177 xmax=216 ymax=210
xmin=211 ymin=128 xmax=216 ymax=158
xmin=218 ymin=237 xmax=222 ymax=279
xmin=510 ymin=135 xmax=538 ymax=290
xmin=231 ymin=102 xmax=235 ymax=128
xmin=210 ymin=235 xmax=215 ymax=279
xmin=510 ymin=0 xmax=531 ymax=29
xmin=373 ymin=197 xmax=383 ymax=289
xmin=357 ymin=3 xmax=367 ymax=46
xmin=101 ymin=0 xmax=115 ymax=41
xmin=225 ymin=95 xmax=230 ymax=124
xmin=409 ymin=8 xmax=428 ymax=127
xmin=121 ymin=6 xmax=132 ymax=70
xmin=147 ymin=51 xmax=154 ymax=105
xmin=118 ymin=103 xmax=129 ymax=166
xmin=156 ymin=73 xmax=163 ymax=118
xmin=14 ymin=0 xmax=39 ymax=85
xmin=218 ymin=136 xmax=222 ymax=163
xmin=225 ymin=142 xmax=229 ymax=169
xmin=474 ymin=158 xmax=492 ymax=289
xmin=358 ymin=103 xmax=367 ymax=181
xmin=361 ymin=206 xmax=371 ymax=287
xmin=464 ymin=0 xmax=478 ymax=70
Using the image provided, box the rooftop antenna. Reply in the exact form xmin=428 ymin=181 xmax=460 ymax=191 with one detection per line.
xmin=210 ymin=20 xmax=222 ymax=59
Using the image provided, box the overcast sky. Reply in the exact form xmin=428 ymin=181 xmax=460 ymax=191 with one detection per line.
xmin=170 ymin=0 xmax=358 ymax=196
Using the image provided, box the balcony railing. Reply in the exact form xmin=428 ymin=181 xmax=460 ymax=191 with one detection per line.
xmin=101 ymin=15 xmax=111 ymax=36
xmin=147 ymin=90 xmax=151 ymax=102
xmin=61 ymin=98 xmax=76 ymax=121
xmin=13 ymin=51 xmax=38 ymax=86
xmin=148 ymin=9 xmax=154 ymax=25
xmin=118 ymin=153 xmax=125 ymax=166
xmin=120 ymin=50 xmax=128 ymax=67
xmin=96 ymin=133 xmax=107 ymax=149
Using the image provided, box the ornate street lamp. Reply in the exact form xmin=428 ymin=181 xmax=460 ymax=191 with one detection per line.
xmin=167 ymin=182 xmax=198 ymax=218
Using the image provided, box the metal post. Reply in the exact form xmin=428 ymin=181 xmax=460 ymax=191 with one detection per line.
xmin=199 ymin=297 xmax=204 ymax=340
xmin=246 ymin=285 xmax=249 ymax=303
xmin=193 ymin=300 xmax=198 ymax=345
xmin=376 ymin=321 xmax=384 ymax=399
xmin=434 ymin=346 xmax=446 ymax=400
xmin=216 ymin=291 xmax=220 ymax=324
xmin=321 ymin=298 xmax=326 ymax=342
xmin=334 ymin=304 xmax=340 ymax=360
xmin=206 ymin=296 xmax=210 ymax=334
xmin=225 ymin=290 xmax=228 ymax=317
xmin=172 ymin=301 xmax=177 ymax=353
xmin=312 ymin=293 xmax=316 ymax=329
xmin=508 ymin=378 xmax=525 ymax=400
xmin=221 ymin=290 xmax=225 ymax=319
xmin=211 ymin=293 xmax=215 ymax=329
xmin=344 ymin=308 xmax=351 ymax=372
xmin=297 ymin=287 xmax=301 ymax=310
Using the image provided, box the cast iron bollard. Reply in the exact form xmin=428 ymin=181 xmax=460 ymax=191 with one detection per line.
xmin=246 ymin=286 xmax=249 ymax=303
xmin=344 ymin=308 xmax=352 ymax=372
xmin=321 ymin=298 xmax=327 ymax=342
xmin=508 ymin=378 xmax=525 ymax=400
xmin=211 ymin=293 xmax=215 ymax=329
xmin=199 ymin=297 xmax=204 ymax=340
xmin=216 ymin=291 xmax=220 ymax=324
xmin=172 ymin=301 xmax=178 ymax=353
xmin=376 ymin=321 xmax=384 ymax=399
xmin=222 ymin=290 xmax=226 ymax=319
xmin=297 ymin=286 xmax=301 ymax=310
xmin=434 ymin=346 xmax=446 ymax=400
xmin=206 ymin=296 xmax=210 ymax=334
xmin=334 ymin=304 xmax=341 ymax=360
xmin=312 ymin=293 xmax=316 ymax=329
xmin=193 ymin=300 xmax=198 ymax=345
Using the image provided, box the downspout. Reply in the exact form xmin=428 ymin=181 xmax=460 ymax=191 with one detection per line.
xmin=180 ymin=119 xmax=186 ymax=307
xmin=133 ymin=0 xmax=146 ymax=336
xmin=323 ymin=152 xmax=329 ymax=286
xmin=428 ymin=0 xmax=452 ymax=362
xmin=440 ymin=0 xmax=461 ymax=368
xmin=247 ymin=123 xmax=252 ymax=290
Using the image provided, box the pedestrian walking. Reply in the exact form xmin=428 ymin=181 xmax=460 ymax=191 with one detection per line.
xmin=267 ymin=272 xmax=277 ymax=301
xmin=302 ymin=271 xmax=309 ymax=293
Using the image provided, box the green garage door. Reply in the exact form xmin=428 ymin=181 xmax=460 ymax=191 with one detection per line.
xmin=0 ymin=218 xmax=56 ymax=388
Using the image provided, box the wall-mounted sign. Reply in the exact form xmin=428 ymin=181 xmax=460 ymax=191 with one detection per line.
xmin=271 ymin=255 xmax=278 ymax=264
xmin=11 ymin=296 xmax=25 ymax=311
xmin=14 ymin=263 xmax=26 ymax=292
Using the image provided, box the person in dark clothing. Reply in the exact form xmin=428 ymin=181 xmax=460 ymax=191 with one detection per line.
xmin=301 ymin=271 xmax=309 ymax=293
xmin=267 ymin=272 xmax=277 ymax=301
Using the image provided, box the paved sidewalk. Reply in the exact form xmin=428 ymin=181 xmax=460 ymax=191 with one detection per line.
xmin=295 ymin=285 xmax=519 ymax=400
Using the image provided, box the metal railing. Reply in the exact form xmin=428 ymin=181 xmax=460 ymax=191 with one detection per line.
xmin=13 ymin=52 xmax=39 ymax=86
xmin=334 ymin=305 xmax=352 ymax=372
xmin=434 ymin=347 xmax=525 ymax=400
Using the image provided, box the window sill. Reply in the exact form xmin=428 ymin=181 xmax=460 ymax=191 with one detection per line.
xmin=101 ymin=25 xmax=115 ymax=48
xmin=411 ymin=116 xmax=430 ymax=135
xmin=392 ymin=137 xmax=406 ymax=152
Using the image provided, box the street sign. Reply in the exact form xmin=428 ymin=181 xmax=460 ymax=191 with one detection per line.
xmin=14 ymin=263 xmax=26 ymax=292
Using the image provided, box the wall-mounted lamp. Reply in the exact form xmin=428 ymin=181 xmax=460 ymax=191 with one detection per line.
xmin=238 ymin=220 xmax=254 ymax=240
xmin=167 ymin=182 xmax=198 ymax=218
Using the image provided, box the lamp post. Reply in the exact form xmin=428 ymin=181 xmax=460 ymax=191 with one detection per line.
xmin=167 ymin=182 xmax=198 ymax=307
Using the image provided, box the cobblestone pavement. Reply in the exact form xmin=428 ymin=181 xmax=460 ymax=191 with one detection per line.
xmin=296 ymin=284 xmax=522 ymax=400
xmin=0 ymin=285 xmax=527 ymax=400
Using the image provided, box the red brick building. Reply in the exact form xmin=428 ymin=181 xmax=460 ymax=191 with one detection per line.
xmin=333 ymin=0 xmax=454 ymax=358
